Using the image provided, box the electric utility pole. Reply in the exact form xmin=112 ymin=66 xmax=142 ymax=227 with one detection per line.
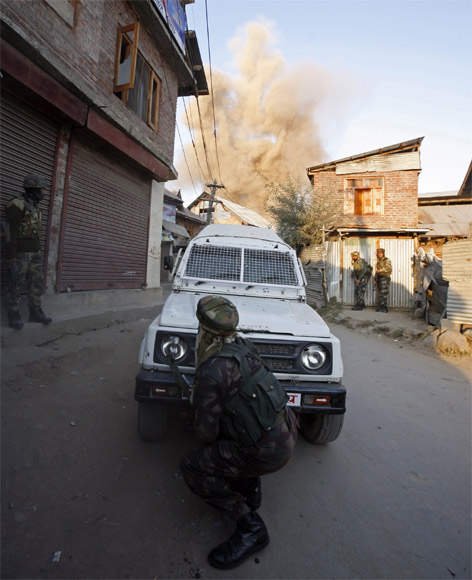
xmin=204 ymin=179 xmax=225 ymax=224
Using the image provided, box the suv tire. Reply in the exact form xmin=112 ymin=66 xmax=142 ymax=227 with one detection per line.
xmin=138 ymin=402 xmax=167 ymax=441
xmin=299 ymin=413 xmax=344 ymax=444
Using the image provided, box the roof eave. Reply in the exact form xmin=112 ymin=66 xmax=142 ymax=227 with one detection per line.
xmin=307 ymin=136 xmax=425 ymax=174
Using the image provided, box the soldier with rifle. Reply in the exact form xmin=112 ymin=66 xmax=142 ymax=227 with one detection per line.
xmin=350 ymin=251 xmax=372 ymax=311
xmin=374 ymin=248 xmax=392 ymax=313
xmin=169 ymin=296 xmax=297 ymax=569
xmin=4 ymin=173 xmax=52 ymax=329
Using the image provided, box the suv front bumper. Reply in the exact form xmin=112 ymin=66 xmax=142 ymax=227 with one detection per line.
xmin=135 ymin=369 xmax=346 ymax=414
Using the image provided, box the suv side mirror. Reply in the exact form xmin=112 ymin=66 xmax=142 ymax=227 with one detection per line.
xmin=163 ymin=255 xmax=174 ymax=271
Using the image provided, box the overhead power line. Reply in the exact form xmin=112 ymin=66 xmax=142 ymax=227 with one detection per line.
xmin=204 ymin=0 xmax=223 ymax=184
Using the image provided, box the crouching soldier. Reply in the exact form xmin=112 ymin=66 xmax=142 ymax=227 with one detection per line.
xmin=350 ymin=251 xmax=372 ymax=310
xmin=180 ymin=296 xmax=298 ymax=569
xmin=4 ymin=173 xmax=52 ymax=329
xmin=375 ymin=248 xmax=392 ymax=313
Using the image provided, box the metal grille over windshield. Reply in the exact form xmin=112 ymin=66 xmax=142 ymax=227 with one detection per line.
xmin=244 ymin=249 xmax=298 ymax=286
xmin=184 ymin=244 xmax=298 ymax=286
xmin=185 ymin=245 xmax=242 ymax=281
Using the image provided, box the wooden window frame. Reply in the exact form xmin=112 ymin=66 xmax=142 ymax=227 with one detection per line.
xmin=148 ymin=71 xmax=161 ymax=131
xmin=344 ymin=177 xmax=384 ymax=216
xmin=114 ymin=23 xmax=140 ymax=92
xmin=114 ymin=22 xmax=161 ymax=132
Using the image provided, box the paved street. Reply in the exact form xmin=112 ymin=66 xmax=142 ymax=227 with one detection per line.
xmin=1 ymin=312 xmax=471 ymax=579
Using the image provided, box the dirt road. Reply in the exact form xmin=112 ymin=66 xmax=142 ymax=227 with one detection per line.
xmin=1 ymin=312 xmax=471 ymax=579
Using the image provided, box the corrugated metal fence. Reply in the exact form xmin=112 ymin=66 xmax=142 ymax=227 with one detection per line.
xmin=322 ymin=237 xmax=416 ymax=309
xmin=442 ymin=240 xmax=472 ymax=325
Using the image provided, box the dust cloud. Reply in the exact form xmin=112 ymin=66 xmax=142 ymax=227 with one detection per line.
xmin=175 ymin=20 xmax=340 ymax=215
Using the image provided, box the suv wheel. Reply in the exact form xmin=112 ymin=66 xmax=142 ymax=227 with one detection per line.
xmin=138 ymin=402 xmax=167 ymax=441
xmin=299 ymin=413 xmax=344 ymax=444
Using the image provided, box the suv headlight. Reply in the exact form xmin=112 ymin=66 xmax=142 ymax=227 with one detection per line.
xmin=301 ymin=344 xmax=327 ymax=371
xmin=161 ymin=335 xmax=188 ymax=361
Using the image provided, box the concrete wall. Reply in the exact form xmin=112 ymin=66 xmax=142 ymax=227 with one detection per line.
xmin=147 ymin=181 xmax=164 ymax=289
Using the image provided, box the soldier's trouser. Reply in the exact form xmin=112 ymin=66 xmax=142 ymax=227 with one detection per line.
xmin=181 ymin=413 xmax=297 ymax=521
xmin=354 ymin=277 xmax=369 ymax=307
xmin=5 ymin=251 xmax=44 ymax=312
xmin=377 ymin=275 xmax=390 ymax=308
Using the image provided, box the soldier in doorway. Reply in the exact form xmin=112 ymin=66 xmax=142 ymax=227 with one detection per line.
xmin=374 ymin=248 xmax=392 ymax=313
xmin=350 ymin=251 xmax=372 ymax=310
xmin=4 ymin=173 xmax=52 ymax=329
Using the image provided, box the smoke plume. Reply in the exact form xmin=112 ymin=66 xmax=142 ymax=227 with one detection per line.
xmin=176 ymin=19 xmax=339 ymax=215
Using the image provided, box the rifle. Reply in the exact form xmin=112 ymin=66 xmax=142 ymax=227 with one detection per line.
xmin=166 ymin=355 xmax=194 ymax=399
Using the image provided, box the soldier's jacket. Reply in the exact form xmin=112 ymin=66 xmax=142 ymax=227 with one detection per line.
xmin=5 ymin=196 xmax=42 ymax=259
xmin=193 ymin=338 xmax=290 ymax=446
xmin=352 ymin=258 xmax=372 ymax=281
xmin=376 ymin=256 xmax=392 ymax=277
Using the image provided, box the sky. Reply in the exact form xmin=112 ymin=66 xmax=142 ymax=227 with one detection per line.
xmin=170 ymin=0 xmax=472 ymax=208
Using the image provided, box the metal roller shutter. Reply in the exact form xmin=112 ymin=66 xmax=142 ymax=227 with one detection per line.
xmin=0 ymin=92 xmax=58 ymax=290
xmin=58 ymin=137 xmax=150 ymax=291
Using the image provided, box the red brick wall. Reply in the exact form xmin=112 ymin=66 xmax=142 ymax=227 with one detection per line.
xmin=312 ymin=169 xmax=419 ymax=229
xmin=1 ymin=0 xmax=178 ymax=161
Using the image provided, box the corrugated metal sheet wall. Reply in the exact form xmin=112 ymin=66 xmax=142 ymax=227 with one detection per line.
xmin=326 ymin=237 xmax=416 ymax=308
xmin=446 ymin=282 xmax=472 ymax=325
xmin=442 ymin=240 xmax=472 ymax=325
xmin=380 ymin=238 xmax=416 ymax=309
xmin=326 ymin=240 xmax=341 ymax=302
xmin=58 ymin=137 xmax=150 ymax=291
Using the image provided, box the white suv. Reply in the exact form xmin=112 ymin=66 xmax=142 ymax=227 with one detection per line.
xmin=135 ymin=224 xmax=346 ymax=444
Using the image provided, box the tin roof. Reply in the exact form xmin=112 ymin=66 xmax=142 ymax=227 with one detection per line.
xmin=418 ymin=204 xmax=472 ymax=237
xmin=214 ymin=196 xmax=272 ymax=229
xmin=307 ymin=137 xmax=424 ymax=173
xmin=188 ymin=194 xmax=272 ymax=229
xmin=162 ymin=219 xmax=190 ymax=238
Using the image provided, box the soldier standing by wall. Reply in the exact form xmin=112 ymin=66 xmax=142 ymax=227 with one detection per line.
xmin=179 ymin=296 xmax=298 ymax=569
xmin=350 ymin=251 xmax=372 ymax=311
xmin=374 ymin=248 xmax=392 ymax=313
xmin=4 ymin=173 xmax=52 ymax=329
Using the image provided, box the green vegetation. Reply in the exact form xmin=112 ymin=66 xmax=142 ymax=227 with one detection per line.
xmin=264 ymin=173 xmax=339 ymax=253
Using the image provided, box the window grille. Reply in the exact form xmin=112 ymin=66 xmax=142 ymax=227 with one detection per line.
xmin=185 ymin=245 xmax=242 ymax=281
xmin=184 ymin=244 xmax=299 ymax=286
xmin=244 ymin=249 xmax=298 ymax=286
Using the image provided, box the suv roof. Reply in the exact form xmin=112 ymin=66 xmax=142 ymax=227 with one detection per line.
xmin=193 ymin=224 xmax=288 ymax=247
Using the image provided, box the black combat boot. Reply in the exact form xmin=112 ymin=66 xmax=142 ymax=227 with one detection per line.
xmin=230 ymin=477 xmax=262 ymax=511
xmin=208 ymin=511 xmax=270 ymax=569
xmin=29 ymin=307 xmax=52 ymax=325
xmin=351 ymin=305 xmax=362 ymax=311
xmin=8 ymin=310 xmax=24 ymax=330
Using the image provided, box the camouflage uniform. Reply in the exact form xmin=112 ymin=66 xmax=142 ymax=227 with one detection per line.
xmin=179 ymin=295 xmax=297 ymax=569
xmin=180 ymin=347 xmax=298 ymax=521
xmin=351 ymin=251 xmax=372 ymax=310
xmin=4 ymin=174 xmax=52 ymax=328
xmin=375 ymin=250 xmax=392 ymax=312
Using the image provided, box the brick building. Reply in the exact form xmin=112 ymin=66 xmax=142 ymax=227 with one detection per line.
xmin=0 ymin=0 xmax=207 ymax=316
xmin=305 ymin=138 xmax=428 ymax=308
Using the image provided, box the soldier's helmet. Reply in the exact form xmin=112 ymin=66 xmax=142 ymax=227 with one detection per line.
xmin=377 ymin=248 xmax=385 ymax=254
xmin=23 ymin=173 xmax=47 ymax=189
xmin=196 ymin=295 xmax=239 ymax=336
xmin=351 ymin=251 xmax=360 ymax=258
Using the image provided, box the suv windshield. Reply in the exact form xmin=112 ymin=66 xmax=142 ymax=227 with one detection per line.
xmin=184 ymin=244 xmax=299 ymax=286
